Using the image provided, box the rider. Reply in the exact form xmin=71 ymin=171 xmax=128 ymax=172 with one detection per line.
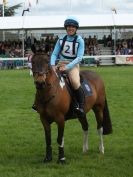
xmin=50 ymin=16 xmax=85 ymax=117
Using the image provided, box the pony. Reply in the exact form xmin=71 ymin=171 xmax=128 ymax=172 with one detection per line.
xmin=31 ymin=49 xmax=112 ymax=164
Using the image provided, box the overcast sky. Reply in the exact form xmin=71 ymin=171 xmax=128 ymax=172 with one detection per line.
xmin=2 ymin=0 xmax=133 ymax=16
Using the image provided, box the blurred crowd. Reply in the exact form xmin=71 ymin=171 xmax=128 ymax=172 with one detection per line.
xmin=115 ymin=38 xmax=133 ymax=55
xmin=1 ymin=34 xmax=133 ymax=58
xmin=0 ymin=39 xmax=23 ymax=58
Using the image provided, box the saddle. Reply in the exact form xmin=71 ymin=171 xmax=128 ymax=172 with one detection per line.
xmin=58 ymin=72 xmax=92 ymax=119
xmin=60 ymin=72 xmax=92 ymax=97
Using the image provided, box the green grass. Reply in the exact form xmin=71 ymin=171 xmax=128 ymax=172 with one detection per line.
xmin=0 ymin=66 xmax=133 ymax=177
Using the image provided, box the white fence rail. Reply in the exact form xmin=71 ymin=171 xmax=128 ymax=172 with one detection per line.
xmin=0 ymin=55 xmax=133 ymax=69
xmin=0 ymin=57 xmax=28 ymax=69
xmin=83 ymin=55 xmax=133 ymax=66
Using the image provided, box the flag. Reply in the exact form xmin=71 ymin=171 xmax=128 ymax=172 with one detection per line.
xmin=28 ymin=0 xmax=31 ymax=7
xmin=111 ymin=7 xmax=117 ymax=14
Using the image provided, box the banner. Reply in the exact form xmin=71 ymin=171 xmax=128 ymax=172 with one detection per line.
xmin=116 ymin=55 xmax=133 ymax=65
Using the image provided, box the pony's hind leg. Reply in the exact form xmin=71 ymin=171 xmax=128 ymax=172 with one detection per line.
xmin=93 ymin=106 xmax=104 ymax=154
xmin=97 ymin=127 xmax=104 ymax=154
xmin=78 ymin=115 xmax=89 ymax=153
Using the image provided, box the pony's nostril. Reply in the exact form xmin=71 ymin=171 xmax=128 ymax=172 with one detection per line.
xmin=35 ymin=81 xmax=44 ymax=88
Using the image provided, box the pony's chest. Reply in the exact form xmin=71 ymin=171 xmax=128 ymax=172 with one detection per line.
xmin=37 ymin=102 xmax=57 ymax=116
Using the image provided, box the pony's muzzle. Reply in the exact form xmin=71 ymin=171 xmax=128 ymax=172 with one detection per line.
xmin=34 ymin=73 xmax=47 ymax=89
xmin=35 ymin=81 xmax=46 ymax=89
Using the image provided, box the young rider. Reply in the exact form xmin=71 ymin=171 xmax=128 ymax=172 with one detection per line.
xmin=50 ymin=16 xmax=85 ymax=117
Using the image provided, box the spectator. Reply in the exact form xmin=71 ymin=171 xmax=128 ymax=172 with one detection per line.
xmin=107 ymin=35 xmax=112 ymax=47
xmin=27 ymin=51 xmax=33 ymax=76
xmin=94 ymin=44 xmax=101 ymax=55
xmin=115 ymin=47 xmax=121 ymax=55
xmin=0 ymin=42 xmax=6 ymax=55
xmin=121 ymin=41 xmax=130 ymax=55
xmin=102 ymin=35 xmax=107 ymax=47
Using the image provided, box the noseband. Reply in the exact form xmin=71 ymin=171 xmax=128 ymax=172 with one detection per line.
xmin=33 ymin=69 xmax=52 ymax=88
xmin=33 ymin=66 xmax=60 ymax=104
xmin=33 ymin=70 xmax=49 ymax=76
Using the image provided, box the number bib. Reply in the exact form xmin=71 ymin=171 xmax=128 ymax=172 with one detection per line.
xmin=60 ymin=40 xmax=79 ymax=59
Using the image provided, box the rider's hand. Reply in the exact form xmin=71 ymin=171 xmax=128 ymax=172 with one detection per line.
xmin=59 ymin=65 xmax=66 ymax=71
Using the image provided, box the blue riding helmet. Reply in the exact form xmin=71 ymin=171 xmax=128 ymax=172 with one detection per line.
xmin=64 ymin=16 xmax=79 ymax=28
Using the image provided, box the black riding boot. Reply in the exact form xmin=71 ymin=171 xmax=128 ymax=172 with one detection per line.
xmin=74 ymin=86 xmax=85 ymax=118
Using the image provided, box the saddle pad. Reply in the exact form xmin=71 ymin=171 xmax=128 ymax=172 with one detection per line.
xmin=60 ymin=73 xmax=92 ymax=97
xmin=81 ymin=79 xmax=92 ymax=96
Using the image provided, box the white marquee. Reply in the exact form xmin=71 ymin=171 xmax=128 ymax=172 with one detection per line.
xmin=0 ymin=14 xmax=133 ymax=30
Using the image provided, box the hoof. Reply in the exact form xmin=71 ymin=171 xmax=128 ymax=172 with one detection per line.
xmin=99 ymin=146 xmax=104 ymax=154
xmin=100 ymin=150 xmax=104 ymax=154
xmin=57 ymin=158 xmax=66 ymax=165
xmin=83 ymin=146 xmax=88 ymax=153
xmin=43 ymin=157 xmax=52 ymax=163
xmin=32 ymin=104 xmax=37 ymax=112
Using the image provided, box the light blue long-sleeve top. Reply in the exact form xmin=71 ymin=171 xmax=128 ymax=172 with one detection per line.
xmin=50 ymin=34 xmax=84 ymax=70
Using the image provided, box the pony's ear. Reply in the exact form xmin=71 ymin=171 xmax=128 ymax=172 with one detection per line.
xmin=45 ymin=44 xmax=50 ymax=54
xmin=31 ymin=44 xmax=36 ymax=54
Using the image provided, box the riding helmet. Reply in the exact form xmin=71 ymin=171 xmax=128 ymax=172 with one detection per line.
xmin=64 ymin=16 xmax=79 ymax=28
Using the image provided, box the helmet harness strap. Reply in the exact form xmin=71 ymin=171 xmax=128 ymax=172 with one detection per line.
xmin=60 ymin=35 xmax=78 ymax=55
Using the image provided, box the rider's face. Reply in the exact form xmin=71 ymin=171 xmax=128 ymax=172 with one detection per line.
xmin=66 ymin=26 xmax=77 ymax=36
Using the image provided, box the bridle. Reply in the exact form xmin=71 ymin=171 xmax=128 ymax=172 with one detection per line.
xmin=31 ymin=53 xmax=63 ymax=103
xmin=32 ymin=53 xmax=50 ymax=75
xmin=33 ymin=67 xmax=61 ymax=104
xmin=32 ymin=53 xmax=51 ymax=87
xmin=33 ymin=70 xmax=49 ymax=77
xmin=36 ymin=71 xmax=61 ymax=104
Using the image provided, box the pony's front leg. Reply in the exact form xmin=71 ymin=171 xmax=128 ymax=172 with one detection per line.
xmin=56 ymin=119 xmax=65 ymax=164
xmin=40 ymin=117 xmax=52 ymax=163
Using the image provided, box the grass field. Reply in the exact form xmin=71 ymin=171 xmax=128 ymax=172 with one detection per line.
xmin=0 ymin=66 xmax=133 ymax=177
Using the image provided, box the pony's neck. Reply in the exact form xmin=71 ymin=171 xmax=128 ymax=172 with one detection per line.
xmin=46 ymin=67 xmax=66 ymax=94
xmin=49 ymin=67 xmax=60 ymax=82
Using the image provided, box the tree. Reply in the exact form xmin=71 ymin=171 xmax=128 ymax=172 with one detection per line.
xmin=0 ymin=2 xmax=22 ymax=16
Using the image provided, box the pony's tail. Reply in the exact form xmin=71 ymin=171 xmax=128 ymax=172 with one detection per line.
xmin=102 ymin=97 xmax=112 ymax=135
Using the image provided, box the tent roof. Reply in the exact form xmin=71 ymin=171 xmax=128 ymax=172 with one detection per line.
xmin=0 ymin=14 xmax=133 ymax=30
